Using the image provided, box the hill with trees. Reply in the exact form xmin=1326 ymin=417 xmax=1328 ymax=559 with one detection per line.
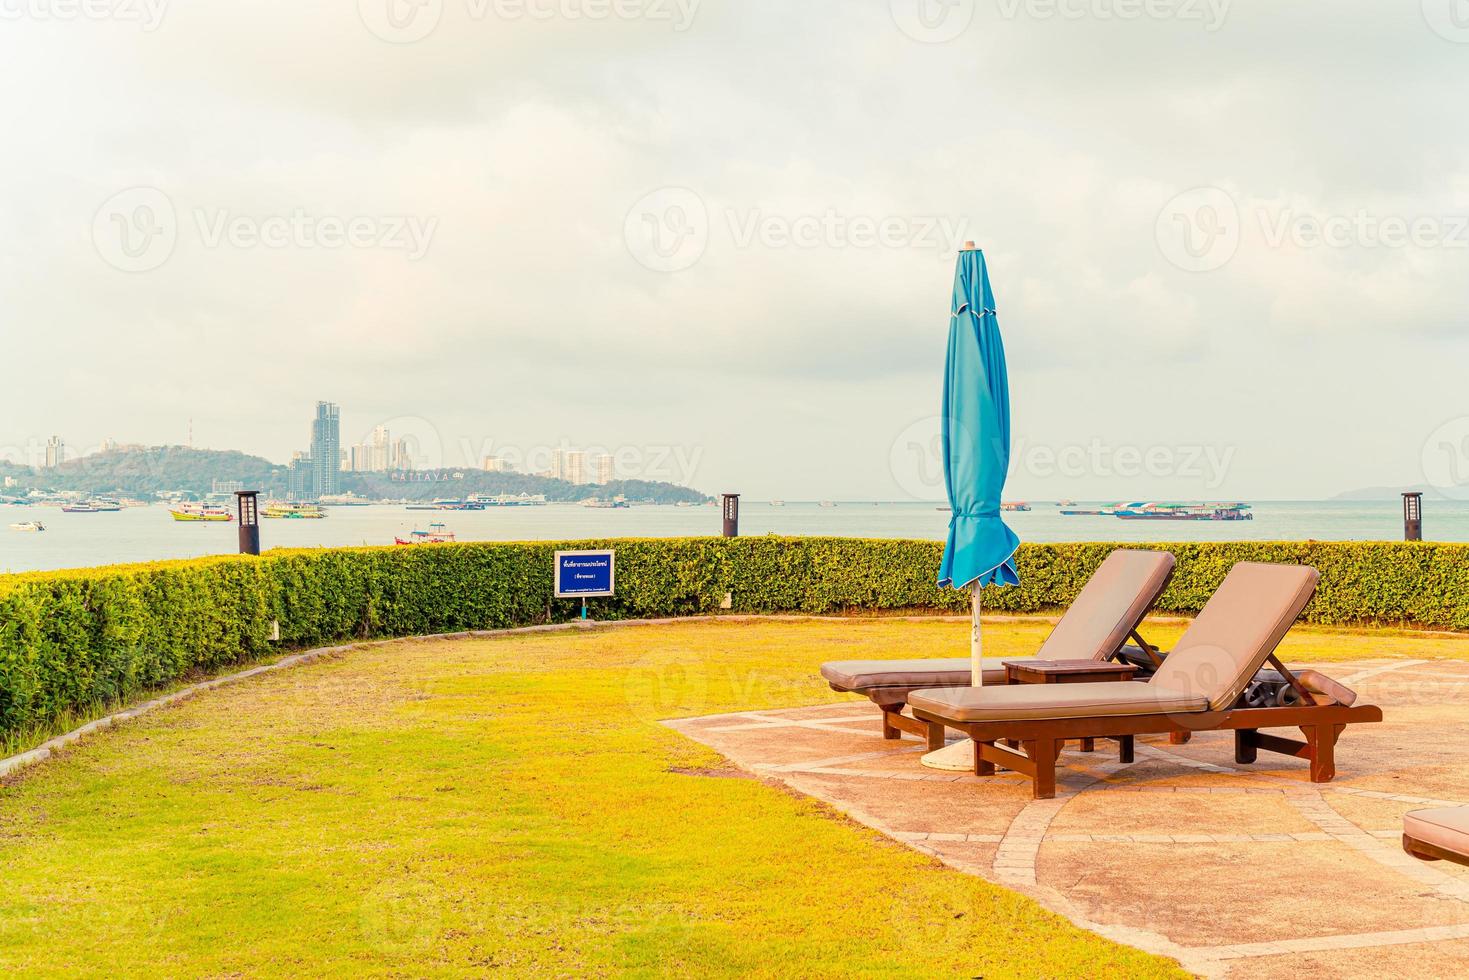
xmin=5 ymin=446 xmax=709 ymax=504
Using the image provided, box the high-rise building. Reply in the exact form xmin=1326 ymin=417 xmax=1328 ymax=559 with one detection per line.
xmin=393 ymin=437 xmax=413 ymax=471
xmin=370 ymin=426 xmax=391 ymax=472
xmin=350 ymin=444 xmax=373 ymax=472
xmin=482 ymin=456 xmax=513 ymax=472
xmin=310 ymin=402 xmax=340 ymax=497
xmin=564 ymin=450 xmax=586 ymax=486
xmin=595 ymin=454 xmax=614 ymax=485
xmin=288 ymin=451 xmax=314 ymax=501
xmin=44 ymin=436 xmax=65 ymax=469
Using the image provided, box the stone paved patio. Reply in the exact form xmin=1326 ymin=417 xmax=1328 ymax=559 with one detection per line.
xmin=667 ymin=657 xmax=1469 ymax=978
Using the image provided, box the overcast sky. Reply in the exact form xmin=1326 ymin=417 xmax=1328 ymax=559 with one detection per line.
xmin=3 ymin=1 xmax=1467 ymax=500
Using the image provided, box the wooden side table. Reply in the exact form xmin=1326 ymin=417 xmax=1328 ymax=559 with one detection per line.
xmin=1002 ymin=659 xmax=1139 ymax=759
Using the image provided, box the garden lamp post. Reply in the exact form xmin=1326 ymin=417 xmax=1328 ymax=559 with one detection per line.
xmin=236 ymin=490 xmax=261 ymax=555
xmin=1403 ymin=492 xmax=1423 ymax=542
xmin=722 ymin=493 xmax=740 ymax=537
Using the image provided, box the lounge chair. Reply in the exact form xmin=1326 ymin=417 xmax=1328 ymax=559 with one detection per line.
xmin=820 ymin=549 xmax=1175 ymax=746
xmin=906 ymin=562 xmax=1383 ymax=799
xmin=1403 ymin=808 xmax=1469 ymax=867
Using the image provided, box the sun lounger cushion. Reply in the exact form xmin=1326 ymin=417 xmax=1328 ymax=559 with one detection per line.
xmin=906 ymin=681 xmax=1207 ymax=723
xmin=1035 ymin=549 xmax=1175 ymax=660
xmin=820 ymin=550 xmax=1175 ymax=697
xmin=821 ymin=658 xmax=1005 ymax=691
xmin=1404 ymin=807 xmax=1469 ymax=857
xmin=1148 ymin=563 xmax=1320 ymax=711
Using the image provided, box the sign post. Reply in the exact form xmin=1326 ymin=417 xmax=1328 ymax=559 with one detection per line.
xmin=554 ymin=549 xmax=615 ymax=620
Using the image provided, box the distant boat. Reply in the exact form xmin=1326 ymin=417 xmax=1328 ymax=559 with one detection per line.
xmin=61 ymin=501 xmax=100 ymax=513
xmin=263 ymin=503 xmax=325 ymax=519
xmin=819 ymin=501 xmax=837 ymax=508
xmin=1060 ymin=508 xmax=1115 ymax=517
xmin=1113 ymin=502 xmax=1253 ymax=522
xmin=8 ymin=521 xmax=44 ymax=532
xmin=396 ymin=522 xmax=455 ymax=545
xmin=406 ymin=498 xmax=485 ymax=511
xmin=1001 ymin=502 xmax=1032 ymax=512
xmin=581 ymin=497 xmax=629 ymax=509
xmin=474 ymin=493 xmax=547 ymax=507
xmin=170 ymin=504 xmax=232 ymax=522
xmin=770 ymin=499 xmax=785 ymax=507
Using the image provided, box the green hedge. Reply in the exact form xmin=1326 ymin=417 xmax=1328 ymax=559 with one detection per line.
xmin=1 ymin=537 xmax=1465 ymax=739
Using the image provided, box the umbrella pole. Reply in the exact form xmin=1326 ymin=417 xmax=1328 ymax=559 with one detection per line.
xmin=971 ymin=587 xmax=983 ymax=686
xmin=921 ymin=584 xmax=983 ymax=771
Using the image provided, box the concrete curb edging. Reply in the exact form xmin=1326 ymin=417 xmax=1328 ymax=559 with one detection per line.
xmin=0 ymin=611 xmax=1002 ymax=783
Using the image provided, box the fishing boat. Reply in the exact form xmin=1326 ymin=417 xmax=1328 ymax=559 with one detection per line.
xmin=262 ymin=502 xmax=325 ymax=519
xmin=170 ymin=503 xmax=233 ymax=522
xmin=395 ymin=522 xmax=455 ymax=545
xmin=8 ymin=521 xmax=44 ymax=532
xmin=1113 ymin=502 xmax=1253 ymax=521
xmin=1001 ymin=502 xmax=1032 ymax=512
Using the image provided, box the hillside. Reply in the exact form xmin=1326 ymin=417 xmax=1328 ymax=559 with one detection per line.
xmin=7 ymin=446 xmax=709 ymax=504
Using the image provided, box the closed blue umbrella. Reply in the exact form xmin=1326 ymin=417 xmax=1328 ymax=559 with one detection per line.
xmin=924 ymin=244 xmax=1019 ymax=769
xmin=938 ymin=245 xmax=1020 ymax=600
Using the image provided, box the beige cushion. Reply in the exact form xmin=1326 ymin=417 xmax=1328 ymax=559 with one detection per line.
xmin=907 ymin=681 xmax=1207 ymax=723
xmin=819 ymin=548 xmax=1174 ymax=697
xmin=1036 ymin=549 xmax=1175 ymax=660
xmin=1405 ymin=807 xmax=1469 ymax=857
xmin=821 ymin=658 xmax=1006 ymax=691
xmin=1149 ymin=563 xmax=1319 ymax=711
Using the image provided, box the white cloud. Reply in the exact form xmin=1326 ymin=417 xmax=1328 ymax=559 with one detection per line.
xmin=1 ymin=0 xmax=1467 ymax=498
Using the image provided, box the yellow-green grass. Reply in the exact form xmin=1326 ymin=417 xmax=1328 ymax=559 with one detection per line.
xmin=2 ymin=616 xmax=1464 ymax=977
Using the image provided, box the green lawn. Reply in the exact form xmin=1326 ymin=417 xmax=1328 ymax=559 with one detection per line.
xmin=4 ymin=616 xmax=1464 ymax=977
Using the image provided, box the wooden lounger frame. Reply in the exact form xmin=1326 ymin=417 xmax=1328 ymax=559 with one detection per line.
xmin=1402 ymin=834 xmax=1469 ymax=867
xmin=909 ymin=700 xmax=1383 ymax=799
xmin=841 ymin=629 xmax=1171 ymax=750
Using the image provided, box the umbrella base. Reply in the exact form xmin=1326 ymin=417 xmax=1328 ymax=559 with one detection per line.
xmin=920 ymin=737 xmax=976 ymax=772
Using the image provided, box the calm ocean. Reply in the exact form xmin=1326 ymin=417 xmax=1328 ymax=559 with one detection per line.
xmin=1 ymin=500 xmax=1465 ymax=575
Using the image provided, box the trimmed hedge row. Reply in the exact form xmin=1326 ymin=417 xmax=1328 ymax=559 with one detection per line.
xmin=1 ymin=537 xmax=1465 ymax=738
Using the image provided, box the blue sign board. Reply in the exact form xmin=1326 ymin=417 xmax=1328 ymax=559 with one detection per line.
xmin=554 ymin=550 xmax=615 ymax=597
